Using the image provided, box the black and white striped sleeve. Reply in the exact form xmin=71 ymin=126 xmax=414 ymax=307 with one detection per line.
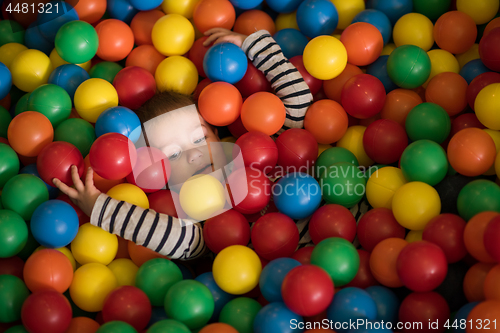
xmin=90 ymin=194 xmax=205 ymax=260
xmin=241 ymin=30 xmax=313 ymax=132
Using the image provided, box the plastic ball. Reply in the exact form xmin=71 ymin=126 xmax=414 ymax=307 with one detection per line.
xmin=112 ymin=67 xmax=156 ymax=110
xmin=198 ymin=82 xmax=242 ymax=126
xmin=179 ymin=174 xmax=225 ymax=221
xmin=234 ymin=131 xmax=278 ymax=173
xmin=0 ymin=63 xmax=12 ymax=101
xmin=380 ymin=88 xmax=423 ymax=126
xmin=352 ymin=9 xmax=392 ymax=45
xmin=101 ymin=286 xmax=151 ymax=331
xmin=233 ymin=61 xmax=271 ymax=98
xmin=0 ymin=210 xmax=28 ymax=258
xmin=151 ymin=14 xmax=194 ymax=57
xmin=405 ymin=103 xmax=450 ymax=143
xmin=398 ymin=292 xmax=450 ymax=333
xmin=70 ymin=263 xmax=117 ymax=312
xmin=425 ymin=72 xmax=468 ymax=117
xmin=475 ymin=83 xmax=500 ymax=130
xmin=365 ymin=286 xmax=400 ymax=324
xmin=107 ymin=0 xmax=139 ymax=23
xmin=464 ymin=262 xmax=495 ymax=302
xmin=21 ymin=290 xmax=72 ymax=333
xmin=464 ymin=211 xmax=498 ymax=264
xmin=479 ymin=27 xmax=500 ymax=72
xmin=275 ymin=128 xmax=318 ymax=170
xmin=0 ymin=43 xmax=28 ymax=69
xmin=89 ymin=133 xmax=137 ymax=180
xmin=341 ymin=22 xmax=383 ymax=67
xmin=309 ymin=204 xmax=357 ymax=244
xmin=423 ymin=213 xmax=467 ymax=263
xmin=259 ymin=258 xmax=301 ymax=303
xmin=193 ymin=0 xmax=236 ymax=33
xmin=234 ymin=9 xmax=276 ymax=35
xmin=357 ymin=207 xmax=406 ymax=252
xmin=36 ymin=141 xmax=84 ymax=187
xmin=483 ymin=215 xmax=500 ymax=263
xmin=369 ymin=237 xmax=407 ymax=287
xmin=94 ymin=19 xmax=134 ymax=62
xmin=107 ymin=184 xmax=148 ymax=210
xmin=456 ymin=0 xmax=499 ymax=25
xmin=275 ymin=171 xmax=320 ymax=221
xmin=203 ymin=209 xmax=250 ymax=254
xmin=303 ymin=35 xmax=348 ymax=80
xmin=0 ymin=143 xmax=19 ymax=189
xmin=387 ymin=45 xmax=431 ymax=89
xmin=365 ymin=166 xmax=406 ymax=209
xmin=467 ymin=72 xmax=500 ymax=111
xmin=0 ymin=274 xmax=30 ymax=323
xmin=319 ymin=162 xmax=366 ymax=208
xmin=342 ymin=74 xmax=386 ymax=120
xmin=366 ymin=55 xmax=399 ymax=93
xmin=326 ymin=287 xmax=377 ymax=332
xmin=107 ymin=258 xmax=138 ymax=287
xmin=227 ymin=167 xmax=271 ymax=214
xmin=89 ymin=61 xmax=123 ymax=83
xmin=129 ymin=10 xmax=164 ymax=47
xmin=1 ymin=174 xmax=49 ymax=221
xmin=65 ymin=317 xmax=101 ymax=333
xmin=253 ymin=302 xmax=303 ymax=333
xmin=71 ymin=223 xmax=118 ymax=265
xmin=296 ymin=0 xmax=338 ymax=38
xmin=289 ymin=55 xmax=322 ymax=95
xmin=466 ymin=300 xmax=500 ymax=333
xmin=240 ymin=92 xmax=286 ymax=135
xmin=27 ymin=84 xmax=71 ymax=128
xmin=363 ymin=119 xmax=408 ymax=164
xmin=187 ymin=36 xmax=211 ymax=78
xmin=370 ymin=0 xmax=413 ymax=25
xmin=126 ymin=45 xmax=165 ymax=77
xmin=54 ymin=20 xmax=98 ymax=65
xmin=74 ymin=78 xmax=119 ymax=123
xmin=434 ymin=11 xmax=477 ymax=55
xmin=71 ymin=0 xmax=106 ymax=24
xmin=304 ymin=99 xmax=348 ymax=145
xmin=337 ymin=126 xmax=374 ymax=167
xmin=219 ymin=299 xmax=262 ymax=333
xmin=458 ymin=180 xmax=500 ymax=221
xmin=10 ymin=49 xmax=53 ymax=92
xmin=48 ymin=64 xmax=89 ymax=101
xmin=160 ymin=0 xmax=199 ymax=17
xmin=95 ymin=107 xmax=140 ymax=144
xmin=203 ymin=43 xmax=247 ymax=84
xmin=400 ymin=140 xmax=448 ymax=186
xmin=126 ymin=147 xmax=170 ymax=194
xmin=393 ymin=13 xmax=434 ymax=51
xmin=460 ymin=59 xmax=491 ymax=84
xmin=155 ymin=56 xmax=198 ymax=94
xmin=195 ymin=272 xmax=234 ymax=322
xmin=273 ymin=28 xmax=308 ymax=59
xmin=323 ymin=63 xmax=363 ymax=103
xmin=23 ymin=249 xmax=73 ymax=293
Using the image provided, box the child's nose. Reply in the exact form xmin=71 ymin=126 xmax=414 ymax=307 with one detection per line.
xmin=186 ymin=148 xmax=203 ymax=163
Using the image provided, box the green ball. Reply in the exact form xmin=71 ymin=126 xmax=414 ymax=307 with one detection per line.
xmin=1 ymin=174 xmax=49 ymax=221
xmin=55 ymin=118 xmax=96 ymax=157
xmin=135 ymin=258 xmax=183 ymax=307
xmin=14 ymin=93 xmax=30 ymax=116
xmin=164 ymin=280 xmax=214 ymax=330
xmin=319 ymin=162 xmax=366 ymax=208
xmin=0 ymin=106 xmax=12 ymax=138
xmin=0 ymin=210 xmax=28 ymax=258
xmin=0 ymin=275 xmax=30 ymax=323
xmin=96 ymin=321 xmax=137 ymax=333
xmin=405 ymin=103 xmax=451 ymax=143
xmin=457 ymin=179 xmax=500 ymax=221
xmin=4 ymin=325 xmax=29 ymax=333
xmin=0 ymin=21 xmax=24 ymax=46
xmin=310 ymin=237 xmax=360 ymax=286
xmin=89 ymin=62 xmax=123 ymax=83
xmin=55 ymin=21 xmax=99 ymax=64
xmin=315 ymin=147 xmax=359 ymax=178
xmin=146 ymin=319 xmax=191 ymax=333
xmin=16 ymin=221 xmax=40 ymax=261
xmin=400 ymin=140 xmax=448 ymax=186
xmin=387 ymin=45 xmax=431 ymax=89
xmin=0 ymin=143 xmax=20 ymax=189
xmin=219 ymin=297 xmax=262 ymax=333
xmin=413 ymin=0 xmax=451 ymax=21
xmin=27 ymin=84 xmax=72 ymax=127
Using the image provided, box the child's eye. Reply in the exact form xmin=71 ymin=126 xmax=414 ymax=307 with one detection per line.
xmin=194 ymin=136 xmax=207 ymax=144
xmin=168 ymin=151 xmax=181 ymax=161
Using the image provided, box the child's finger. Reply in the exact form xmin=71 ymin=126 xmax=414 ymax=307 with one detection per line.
xmin=204 ymin=27 xmax=228 ymax=36
xmin=84 ymin=167 xmax=95 ymax=188
xmin=71 ymin=165 xmax=85 ymax=193
xmin=203 ymin=32 xmax=226 ymax=46
xmin=52 ymin=178 xmax=79 ymax=199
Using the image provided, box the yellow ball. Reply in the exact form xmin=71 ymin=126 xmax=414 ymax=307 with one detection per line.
xmin=152 ymin=14 xmax=195 ymax=56
xmin=405 ymin=230 xmax=423 ymax=243
xmin=381 ymin=43 xmax=396 ymax=56
xmin=457 ymin=0 xmax=499 ymax=24
xmin=366 ymin=167 xmax=407 ymax=209
xmin=393 ymin=13 xmax=434 ymax=51
xmin=318 ymin=144 xmax=333 ymax=156
xmin=10 ymin=49 xmax=53 ymax=92
xmin=424 ymin=49 xmax=460 ymax=87
xmin=456 ymin=44 xmax=480 ymax=69
xmin=161 ymin=0 xmax=199 ymax=18
xmin=330 ymin=0 xmax=365 ymax=30
xmin=336 ymin=125 xmax=374 ymax=168
xmin=34 ymin=246 xmax=77 ymax=271
xmin=108 ymin=258 xmax=139 ymax=286
xmin=70 ymin=263 xmax=118 ymax=312
xmin=0 ymin=43 xmax=28 ymax=69
xmin=275 ymin=12 xmax=299 ymax=31
xmin=74 ymin=78 xmax=119 ymax=123
xmin=49 ymin=48 xmax=92 ymax=71
xmin=107 ymin=183 xmax=149 ymax=209
xmin=475 ymin=83 xmax=500 ymax=130
xmin=155 ymin=56 xmax=198 ymax=94
xmin=303 ymin=35 xmax=348 ymax=80
xmin=179 ymin=174 xmax=226 ymax=221
xmin=483 ymin=129 xmax=500 ymax=175
xmin=71 ymin=223 xmax=118 ymax=266
xmin=213 ymin=245 xmax=262 ymax=295
xmin=392 ymin=181 xmax=441 ymax=230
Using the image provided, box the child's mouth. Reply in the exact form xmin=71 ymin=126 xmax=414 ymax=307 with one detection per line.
xmin=193 ymin=164 xmax=213 ymax=176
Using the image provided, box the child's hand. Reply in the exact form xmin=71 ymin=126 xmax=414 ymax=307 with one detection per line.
xmin=52 ymin=166 xmax=101 ymax=217
xmin=203 ymin=28 xmax=248 ymax=48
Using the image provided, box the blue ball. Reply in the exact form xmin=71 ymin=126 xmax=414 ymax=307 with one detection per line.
xmin=230 ymin=0 xmax=263 ymax=10
xmin=254 ymin=302 xmax=304 ymax=333
xmin=273 ymin=172 xmax=322 ymax=220
xmin=0 ymin=62 xmax=11 ymax=100
xmin=147 ymin=307 xmax=169 ymax=328
xmin=48 ymin=64 xmax=90 ymax=101
xmin=266 ymin=0 xmax=303 ymax=13
xmin=352 ymin=9 xmax=392 ymax=45
xmin=259 ymin=258 xmax=301 ymax=303
xmin=107 ymin=0 xmax=139 ymax=24
xmin=327 ymin=287 xmax=378 ymax=333
xmin=203 ymin=43 xmax=248 ymax=84
xmin=367 ymin=56 xmax=399 ymax=93
xmin=128 ymin=0 xmax=163 ymax=11
xmin=195 ymin=272 xmax=235 ymax=321
xmin=365 ymin=286 xmax=400 ymax=324
xmin=369 ymin=0 xmax=413 ymax=26
xmin=95 ymin=106 xmax=141 ymax=143
xmin=30 ymin=200 xmax=79 ymax=248
xmin=460 ymin=59 xmax=490 ymax=84
xmin=19 ymin=164 xmax=59 ymax=200
xmin=296 ymin=0 xmax=338 ymax=38
xmin=453 ymin=302 xmax=479 ymax=333
xmin=24 ymin=23 xmax=54 ymax=55
xmin=36 ymin=1 xmax=79 ymax=41
xmin=273 ymin=29 xmax=309 ymax=59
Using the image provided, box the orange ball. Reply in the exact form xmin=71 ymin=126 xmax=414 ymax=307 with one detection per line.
xmin=65 ymin=317 xmax=100 ymax=333
xmin=193 ymin=0 xmax=236 ymax=33
xmin=199 ymin=323 xmax=239 ymax=333
xmin=23 ymin=249 xmax=74 ymax=293
xmin=323 ymin=63 xmax=363 ymax=103
xmin=447 ymin=128 xmax=497 ymax=177
xmin=233 ymin=10 xmax=276 ymax=36
xmin=425 ymin=72 xmax=468 ymax=116
xmin=340 ymin=22 xmax=384 ymax=66
xmin=484 ymin=264 xmax=500 ymax=301
xmin=115 ymin=236 xmax=131 ymax=260
xmin=483 ymin=17 xmax=500 ymax=37
xmin=464 ymin=263 xmax=495 ymax=302
xmin=73 ymin=0 xmax=107 ymax=24
xmin=304 ymin=99 xmax=348 ymax=144
xmin=466 ymin=300 xmax=500 ymax=333
xmin=380 ymin=89 xmax=423 ymax=126
xmin=464 ymin=211 xmax=498 ymax=263
xmin=130 ymin=10 xmax=165 ymax=46
xmin=95 ymin=19 xmax=135 ymax=62
xmin=241 ymin=92 xmax=286 ymax=136
xmin=7 ymin=111 xmax=53 ymax=157
xmin=198 ymin=82 xmax=243 ymax=126
xmin=127 ymin=240 xmax=169 ymax=267
xmin=369 ymin=238 xmax=408 ymax=288
xmin=434 ymin=11 xmax=477 ymax=54
xmin=125 ymin=45 xmax=166 ymax=76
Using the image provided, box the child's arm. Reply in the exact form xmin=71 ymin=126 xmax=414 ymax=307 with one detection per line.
xmin=53 ymin=167 xmax=206 ymax=260
xmin=204 ymin=28 xmax=314 ymax=131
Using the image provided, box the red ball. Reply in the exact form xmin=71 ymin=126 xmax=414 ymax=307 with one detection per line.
xmin=251 ymin=212 xmax=300 ymax=261
xmin=281 ymin=265 xmax=334 ymax=317
xmin=188 ymin=36 xmax=211 ymax=78
xmin=113 ymin=66 xmax=156 ymax=110
xmin=227 ymin=167 xmax=271 ymax=214
xmin=345 ymin=249 xmax=379 ymax=289
xmin=37 ymin=141 xmax=84 ymax=187
xmin=484 ymin=215 xmax=500 ymax=263
xmin=396 ymin=241 xmax=448 ymax=292
xmin=451 ymin=113 xmax=486 ymax=136
xmin=289 ymin=56 xmax=322 ymax=95
xmin=126 ymin=147 xmax=171 ymax=193
xmin=479 ymin=27 xmax=500 ymax=72
xmin=341 ymin=74 xmax=386 ymax=119
xmin=234 ymin=61 xmax=272 ymax=98
xmin=21 ymin=290 xmax=72 ymax=333
xmin=363 ymin=119 xmax=408 ymax=164
xmin=203 ymin=209 xmax=251 ymax=253
xmin=398 ymin=292 xmax=450 ymax=333
xmin=148 ymin=189 xmax=185 ymax=218
xmin=357 ymin=208 xmax=406 ymax=252
xmin=56 ymin=194 xmax=88 ymax=226
xmin=198 ymin=82 xmax=243 ymax=126
xmin=0 ymin=256 xmax=24 ymax=280
xmin=102 ymin=286 xmax=152 ymax=332
xmin=275 ymin=128 xmax=318 ymax=171
xmin=308 ymin=204 xmax=357 ymax=244
xmin=234 ymin=131 xmax=278 ymax=174
xmin=228 ymin=115 xmax=248 ymax=139
xmin=466 ymin=72 xmax=500 ymax=110
xmin=193 ymin=77 xmax=212 ymax=101
xmin=291 ymin=246 xmax=314 ymax=265
xmin=89 ymin=133 xmax=137 ymax=180
xmin=422 ymin=213 xmax=467 ymax=263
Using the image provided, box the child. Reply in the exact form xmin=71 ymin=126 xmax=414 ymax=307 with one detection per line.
xmin=54 ymin=28 xmax=366 ymax=260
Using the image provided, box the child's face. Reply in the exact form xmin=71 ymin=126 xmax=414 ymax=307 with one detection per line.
xmin=143 ymin=105 xmax=227 ymax=191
